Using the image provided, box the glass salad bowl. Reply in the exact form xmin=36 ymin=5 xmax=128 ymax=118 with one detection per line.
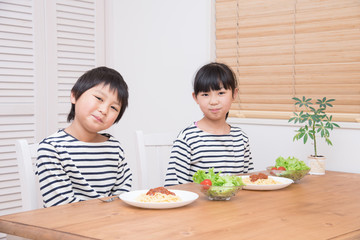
xmin=266 ymin=166 xmax=310 ymax=183
xmin=198 ymin=184 xmax=243 ymax=201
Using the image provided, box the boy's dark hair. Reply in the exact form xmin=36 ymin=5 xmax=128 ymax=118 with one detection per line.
xmin=67 ymin=66 xmax=129 ymax=124
xmin=193 ymin=62 xmax=238 ymax=96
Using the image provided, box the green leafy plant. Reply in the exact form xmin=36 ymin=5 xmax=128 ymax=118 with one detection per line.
xmin=288 ymin=96 xmax=340 ymax=157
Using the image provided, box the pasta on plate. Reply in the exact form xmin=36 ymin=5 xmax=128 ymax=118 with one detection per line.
xmin=243 ymin=173 xmax=282 ymax=185
xmin=137 ymin=192 xmax=181 ymax=203
xmin=136 ymin=187 xmax=181 ymax=203
xmin=243 ymin=177 xmax=281 ymax=185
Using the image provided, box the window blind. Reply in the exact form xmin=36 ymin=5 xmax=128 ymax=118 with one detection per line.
xmin=216 ymin=0 xmax=360 ymax=122
xmin=0 ymin=0 xmax=36 ymax=216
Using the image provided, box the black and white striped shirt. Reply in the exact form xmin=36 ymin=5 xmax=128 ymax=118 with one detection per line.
xmin=36 ymin=130 xmax=132 ymax=207
xmin=164 ymin=123 xmax=253 ymax=186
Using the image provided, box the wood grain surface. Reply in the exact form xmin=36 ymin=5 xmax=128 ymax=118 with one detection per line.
xmin=0 ymin=171 xmax=359 ymax=240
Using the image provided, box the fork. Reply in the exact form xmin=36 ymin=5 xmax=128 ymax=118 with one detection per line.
xmin=98 ymin=196 xmax=119 ymax=203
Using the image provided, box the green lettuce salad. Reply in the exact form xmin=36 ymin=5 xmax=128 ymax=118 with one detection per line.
xmin=275 ymin=156 xmax=310 ymax=171
xmin=273 ymin=156 xmax=310 ymax=181
xmin=192 ymin=168 xmax=244 ymax=199
xmin=192 ymin=168 xmax=244 ymax=186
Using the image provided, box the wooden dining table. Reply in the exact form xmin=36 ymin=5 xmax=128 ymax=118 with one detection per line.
xmin=0 ymin=171 xmax=359 ymax=240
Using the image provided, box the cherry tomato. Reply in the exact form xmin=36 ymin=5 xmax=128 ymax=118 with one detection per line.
xmin=200 ymin=179 xmax=212 ymax=190
xmin=271 ymin=167 xmax=278 ymax=170
xmin=277 ymin=166 xmax=286 ymax=171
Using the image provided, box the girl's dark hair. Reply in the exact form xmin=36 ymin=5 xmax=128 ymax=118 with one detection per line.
xmin=67 ymin=66 xmax=129 ymax=124
xmin=193 ymin=62 xmax=237 ymax=96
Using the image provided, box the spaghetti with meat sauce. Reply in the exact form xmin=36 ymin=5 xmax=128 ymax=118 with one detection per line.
xmin=243 ymin=173 xmax=282 ymax=185
xmin=137 ymin=187 xmax=181 ymax=203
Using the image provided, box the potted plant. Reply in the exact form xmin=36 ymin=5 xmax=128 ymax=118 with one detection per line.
xmin=288 ymin=96 xmax=340 ymax=175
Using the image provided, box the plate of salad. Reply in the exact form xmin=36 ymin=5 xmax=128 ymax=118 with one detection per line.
xmin=192 ymin=168 xmax=245 ymax=201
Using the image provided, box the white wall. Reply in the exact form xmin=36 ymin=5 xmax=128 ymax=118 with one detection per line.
xmin=107 ymin=0 xmax=360 ymax=190
xmin=228 ymin=119 xmax=360 ymax=174
xmin=108 ymin=0 xmax=212 ymax=189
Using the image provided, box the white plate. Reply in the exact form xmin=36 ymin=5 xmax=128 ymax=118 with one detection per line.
xmin=119 ymin=189 xmax=199 ymax=209
xmin=242 ymin=176 xmax=294 ymax=190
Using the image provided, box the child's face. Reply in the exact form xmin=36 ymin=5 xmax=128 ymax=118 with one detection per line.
xmin=193 ymin=87 xmax=238 ymax=121
xmin=71 ymin=83 xmax=121 ymax=134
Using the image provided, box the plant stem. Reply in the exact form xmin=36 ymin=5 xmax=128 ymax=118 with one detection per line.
xmin=313 ymin=123 xmax=317 ymax=157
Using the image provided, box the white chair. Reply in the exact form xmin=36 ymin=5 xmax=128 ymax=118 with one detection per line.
xmin=15 ymin=139 xmax=42 ymax=211
xmin=135 ymin=130 xmax=177 ymax=189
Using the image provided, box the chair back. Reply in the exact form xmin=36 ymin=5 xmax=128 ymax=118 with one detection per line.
xmin=135 ymin=131 xmax=176 ymax=189
xmin=15 ymin=139 xmax=42 ymax=211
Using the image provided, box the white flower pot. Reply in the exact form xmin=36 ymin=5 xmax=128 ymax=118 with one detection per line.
xmin=308 ymin=156 xmax=326 ymax=175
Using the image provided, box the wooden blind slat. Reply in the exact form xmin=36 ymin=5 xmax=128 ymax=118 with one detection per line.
xmin=235 ymin=95 xmax=360 ymax=104
xmin=231 ymin=103 xmax=360 ymax=113
xmin=229 ymin=110 xmax=360 ymax=122
xmin=217 ymin=35 xmax=293 ymax=48
xmin=236 ymin=85 xmax=360 ymax=96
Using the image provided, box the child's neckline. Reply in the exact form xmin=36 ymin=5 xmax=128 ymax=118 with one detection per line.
xmin=62 ymin=129 xmax=110 ymax=143
xmin=194 ymin=121 xmax=232 ymax=135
